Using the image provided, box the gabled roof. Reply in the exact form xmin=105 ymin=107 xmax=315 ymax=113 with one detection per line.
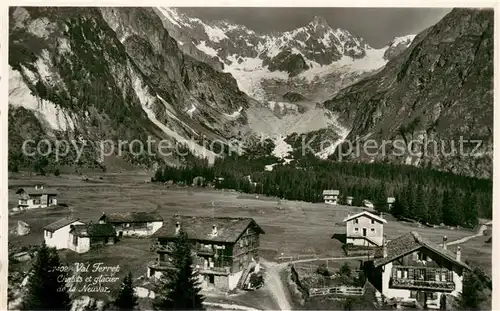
xmin=44 ymin=217 xmax=81 ymax=232
xmin=152 ymin=215 xmax=265 ymax=243
xmin=343 ymin=211 xmax=387 ymax=224
xmin=373 ymin=231 xmax=470 ymax=270
xmin=70 ymin=223 xmax=116 ymax=237
xmin=323 ymin=190 xmax=339 ymax=195
xmin=16 ymin=187 xmax=59 ymax=196
xmin=99 ymin=212 xmax=163 ymax=223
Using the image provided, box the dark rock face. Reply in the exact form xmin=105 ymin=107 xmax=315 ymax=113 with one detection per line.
xmin=264 ymin=50 xmax=310 ymax=76
xmin=8 ymin=7 xmax=251 ymax=170
xmin=283 ymin=92 xmax=307 ymax=102
xmin=324 ymin=9 xmax=493 ymax=178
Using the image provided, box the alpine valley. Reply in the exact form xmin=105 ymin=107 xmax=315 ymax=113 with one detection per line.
xmin=8 ymin=7 xmax=493 ymax=179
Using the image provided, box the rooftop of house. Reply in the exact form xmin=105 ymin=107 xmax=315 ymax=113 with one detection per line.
xmin=99 ymin=212 xmax=163 ymax=223
xmin=323 ymin=190 xmax=340 ymax=195
xmin=387 ymin=197 xmax=396 ymax=203
xmin=16 ymin=186 xmax=59 ymax=196
xmin=152 ymin=215 xmax=265 ymax=243
xmin=373 ymin=231 xmax=470 ymax=270
xmin=343 ymin=211 xmax=387 ymax=224
xmin=70 ymin=223 xmax=116 ymax=237
xmin=44 ymin=217 xmax=81 ymax=232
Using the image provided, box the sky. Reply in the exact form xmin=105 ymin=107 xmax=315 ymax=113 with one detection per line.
xmin=177 ymin=7 xmax=452 ymax=48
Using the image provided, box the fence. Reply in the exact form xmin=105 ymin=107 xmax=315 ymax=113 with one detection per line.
xmin=309 ymin=285 xmax=364 ymax=297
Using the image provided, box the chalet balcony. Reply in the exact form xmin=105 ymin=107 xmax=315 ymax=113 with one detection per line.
xmin=148 ymin=260 xmax=175 ymax=272
xmin=390 ymin=266 xmax=455 ymax=292
xmin=390 ymin=278 xmax=455 ymax=291
xmin=148 ymin=259 xmax=230 ymax=275
xmin=196 ymin=245 xmax=215 ymax=256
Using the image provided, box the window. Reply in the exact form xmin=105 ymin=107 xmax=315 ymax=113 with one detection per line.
xmin=354 ymin=228 xmax=359 ymax=232
xmin=371 ymin=219 xmax=375 ymax=224
xmin=428 ymin=292 xmax=438 ymax=300
xmin=371 ymin=228 xmax=375 ymax=232
xmin=49 ymin=232 xmax=53 ymax=238
xmin=33 ymin=199 xmax=41 ymax=204
xmin=209 ymin=275 xmax=215 ymax=284
xmin=73 ymin=235 xmax=78 ymax=246
xmin=354 ymin=219 xmax=359 ymax=224
xmin=410 ymin=291 xmax=417 ymax=299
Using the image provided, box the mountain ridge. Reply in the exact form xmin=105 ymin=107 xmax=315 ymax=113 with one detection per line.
xmin=156 ymin=7 xmax=416 ymax=102
xmin=323 ymin=8 xmax=493 ymax=178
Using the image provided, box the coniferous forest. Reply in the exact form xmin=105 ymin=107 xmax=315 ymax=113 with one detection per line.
xmin=153 ymin=143 xmax=492 ymax=229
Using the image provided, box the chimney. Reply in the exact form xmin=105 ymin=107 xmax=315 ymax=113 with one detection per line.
xmin=442 ymin=236 xmax=448 ymax=250
xmin=383 ymin=234 xmax=388 ymax=258
xmin=456 ymin=246 xmax=461 ymax=262
xmin=175 ymin=222 xmax=180 ymax=234
xmin=212 ymin=224 xmax=218 ymax=236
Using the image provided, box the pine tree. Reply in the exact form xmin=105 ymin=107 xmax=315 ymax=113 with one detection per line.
xmin=22 ymin=242 xmax=72 ymax=310
xmin=458 ymin=272 xmax=484 ymax=310
xmin=153 ymin=230 xmax=204 ymax=310
xmin=113 ymin=271 xmax=138 ymax=311
xmin=374 ymin=182 xmax=388 ymax=212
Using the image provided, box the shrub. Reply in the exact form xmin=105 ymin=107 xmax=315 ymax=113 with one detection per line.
xmin=316 ymin=263 xmax=330 ymax=277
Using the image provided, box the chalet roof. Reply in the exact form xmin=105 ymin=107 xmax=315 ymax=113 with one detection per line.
xmin=343 ymin=211 xmax=387 ymax=224
xmin=152 ymin=215 xmax=265 ymax=243
xmin=70 ymin=223 xmax=116 ymax=237
xmin=373 ymin=231 xmax=470 ymax=270
xmin=323 ymin=190 xmax=340 ymax=195
xmin=16 ymin=187 xmax=59 ymax=196
xmin=44 ymin=217 xmax=81 ymax=232
xmin=99 ymin=212 xmax=163 ymax=223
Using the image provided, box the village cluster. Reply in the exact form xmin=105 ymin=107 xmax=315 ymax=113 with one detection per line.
xmin=14 ymin=185 xmax=471 ymax=309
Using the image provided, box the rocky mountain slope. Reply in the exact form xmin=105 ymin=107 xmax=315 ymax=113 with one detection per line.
xmin=157 ymin=7 xmax=415 ymax=102
xmin=324 ymin=8 xmax=493 ymax=178
xmin=8 ymin=7 xmax=255 ymax=172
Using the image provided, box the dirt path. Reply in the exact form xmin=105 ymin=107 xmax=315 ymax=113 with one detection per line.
xmin=447 ymin=225 xmax=488 ymax=246
xmin=261 ymin=259 xmax=293 ymax=311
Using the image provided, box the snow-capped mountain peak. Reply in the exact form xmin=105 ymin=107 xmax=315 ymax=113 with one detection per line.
xmin=157 ymin=7 xmax=416 ymax=102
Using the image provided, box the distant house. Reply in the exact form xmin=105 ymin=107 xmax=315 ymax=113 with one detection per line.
xmin=44 ymin=217 xmax=84 ymax=250
xmin=323 ymin=190 xmax=339 ymax=205
xmin=15 ymin=185 xmax=58 ymax=210
xmin=148 ymin=215 xmax=265 ymax=292
xmin=366 ymin=232 xmax=470 ymax=310
xmin=68 ymin=223 xmax=116 ymax=253
xmin=387 ymin=197 xmax=396 ymax=210
xmin=343 ymin=211 xmax=387 ymax=247
xmin=98 ymin=212 xmax=163 ymax=237
xmin=346 ymin=196 xmax=354 ymax=206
